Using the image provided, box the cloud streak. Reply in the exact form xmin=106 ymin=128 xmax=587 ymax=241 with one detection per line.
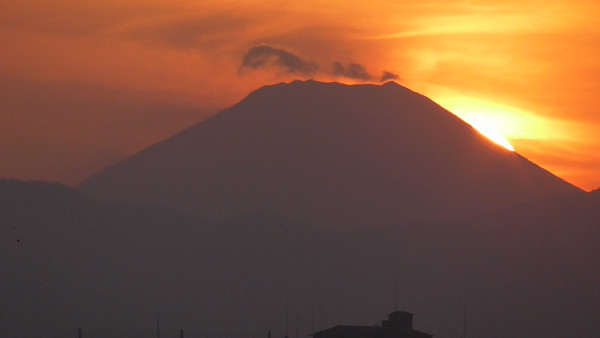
xmin=381 ymin=71 xmax=400 ymax=82
xmin=241 ymin=45 xmax=319 ymax=74
xmin=241 ymin=45 xmax=388 ymax=82
xmin=331 ymin=62 xmax=372 ymax=80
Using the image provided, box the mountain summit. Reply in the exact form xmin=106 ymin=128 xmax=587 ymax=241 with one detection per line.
xmin=80 ymin=80 xmax=579 ymax=227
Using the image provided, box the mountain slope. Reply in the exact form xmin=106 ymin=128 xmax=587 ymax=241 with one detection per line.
xmin=80 ymin=80 xmax=580 ymax=227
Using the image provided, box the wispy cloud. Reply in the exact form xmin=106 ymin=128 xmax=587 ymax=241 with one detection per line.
xmin=241 ymin=45 xmax=319 ymax=74
xmin=331 ymin=61 xmax=372 ymax=80
xmin=380 ymin=71 xmax=400 ymax=82
xmin=240 ymin=45 xmax=401 ymax=83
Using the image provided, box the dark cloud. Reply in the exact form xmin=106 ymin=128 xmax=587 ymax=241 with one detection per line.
xmin=331 ymin=61 xmax=372 ymax=80
xmin=381 ymin=71 xmax=400 ymax=82
xmin=241 ymin=45 xmax=319 ymax=74
xmin=241 ymin=45 xmax=377 ymax=82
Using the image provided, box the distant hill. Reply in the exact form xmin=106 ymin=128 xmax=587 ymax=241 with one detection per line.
xmin=80 ymin=80 xmax=581 ymax=228
xmin=0 ymin=179 xmax=209 ymax=337
xmin=3 ymin=178 xmax=600 ymax=337
xmin=591 ymin=187 xmax=600 ymax=200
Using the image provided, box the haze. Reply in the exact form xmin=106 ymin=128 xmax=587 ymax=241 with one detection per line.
xmin=1 ymin=0 xmax=599 ymax=190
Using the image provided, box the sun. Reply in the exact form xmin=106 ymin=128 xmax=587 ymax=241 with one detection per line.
xmin=433 ymin=95 xmax=517 ymax=152
xmin=469 ymin=120 xmax=515 ymax=151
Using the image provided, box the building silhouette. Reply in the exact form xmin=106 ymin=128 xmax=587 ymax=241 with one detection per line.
xmin=311 ymin=311 xmax=432 ymax=338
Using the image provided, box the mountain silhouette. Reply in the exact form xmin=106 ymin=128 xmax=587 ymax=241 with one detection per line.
xmin=80 ymin=80 xmax=580 ymax=227
xmin=2 ymin=178 xmax=600 ymax=337
xmin=591 ymin=187 xmax=600 ymax=200
xmin=4 ymin=81 xmax=597 ymax=337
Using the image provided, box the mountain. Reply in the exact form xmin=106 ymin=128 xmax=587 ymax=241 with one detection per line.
xmin=80 ymin=80 xmax=581 ymax=228
xmin=2 ymin=178 xmax=600 ymax=337
xmin=5 ymin=81 xmax=597 ymax=337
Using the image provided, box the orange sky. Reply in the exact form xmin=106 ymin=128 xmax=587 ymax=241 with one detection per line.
xmin=1 ymin=0 xmax=599 ymax=190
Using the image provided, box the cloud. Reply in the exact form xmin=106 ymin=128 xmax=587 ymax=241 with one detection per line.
xmin=331 ymin=61 xmax=372 ymax=80
xmin=128 ymin=13 xmax=258 ymax=50
xmin=380 ymin=71 xmax=400 ymax=82
xmin=241 ymin=45 xmax=319 ymax=74
xmin=241 ymin=45 xmax=378 ymax=82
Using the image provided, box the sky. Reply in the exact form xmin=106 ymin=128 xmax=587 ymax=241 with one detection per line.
xmin=1 ymin=0 xmax=599 ymax=190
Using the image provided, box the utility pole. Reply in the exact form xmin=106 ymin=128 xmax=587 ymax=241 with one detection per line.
xmin=311 ymin=303 xmax=314 ymax=334
xmin=285 ymin=300 xmax=289 ymax=338
xmin=463 ymin=304 xmax=467 ymax=338
xmin=395 ymin=275 xmax=398 ymax=311
xmin=156 ymin=312 xmax=160 ymax=338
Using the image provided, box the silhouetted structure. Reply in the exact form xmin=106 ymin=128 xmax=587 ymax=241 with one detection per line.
xmin=311 ymin=311 xmax=432 ymax=338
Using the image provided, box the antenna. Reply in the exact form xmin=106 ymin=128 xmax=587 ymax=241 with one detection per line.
xmin=311 ymin=302 xmax=314 ymax=334
xmin=463 ymin=303 xmax=466 ymax=338
xmin=318 ymin=304 xmax=322 ymax=332
xmin=156 ymin=311 xmax=160 ymax=338
xmin=285 ymin=300 xmax=289 ymax=338
xmin=394 ymin=275 xmax=398 ymax=311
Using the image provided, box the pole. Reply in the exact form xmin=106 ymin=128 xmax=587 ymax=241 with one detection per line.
xmin=311 ymin=304 xmax=314 ymax=334
xmin=157 ymin=312 xmax=160 ymax=338
xmin=285 ymin=300 xmax=289 ymax=338
xmin=395 ymin=275 xmax=398 ymax=311
xmin=463 ymin=304 xmax=466 ymax=338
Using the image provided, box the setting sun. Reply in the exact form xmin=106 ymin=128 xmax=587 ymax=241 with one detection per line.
xmin=469 ymin=120 xmax=515 ymax=151
xmin=433 ymin=96 xmax=517 ymax=151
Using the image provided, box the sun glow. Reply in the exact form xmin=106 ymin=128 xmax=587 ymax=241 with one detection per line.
xmin=431 ymin=95 xmax=519 ymax=152
xmin=468 ymin=119 xmax=515 ymax=151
